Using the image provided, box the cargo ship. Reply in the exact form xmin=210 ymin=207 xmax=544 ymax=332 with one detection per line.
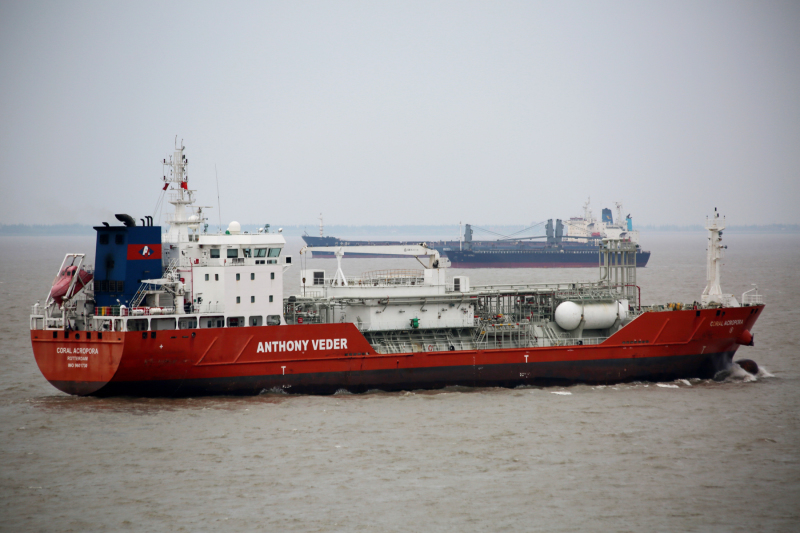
xmin=29 ymin=143 xmax=761 ymax=397
xmin=303 ymin=201 xmax=651 ymax=268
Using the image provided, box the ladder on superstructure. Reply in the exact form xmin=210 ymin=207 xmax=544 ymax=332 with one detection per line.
xmin=130 ymin=258 xmax=179 ymax=308
xmin=473 ymin=321 xmax=488 ymax=348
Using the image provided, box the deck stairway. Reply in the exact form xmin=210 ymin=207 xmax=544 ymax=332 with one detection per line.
xmin=130 ymin=258 xmax=179 ymax=308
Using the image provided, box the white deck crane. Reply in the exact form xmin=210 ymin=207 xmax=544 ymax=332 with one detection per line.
xmin=299 ymin=244 xmax=445 ymax=287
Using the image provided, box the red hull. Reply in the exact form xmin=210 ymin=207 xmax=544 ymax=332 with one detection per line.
xmin=31 ymin=306 xmax=763 ymax=396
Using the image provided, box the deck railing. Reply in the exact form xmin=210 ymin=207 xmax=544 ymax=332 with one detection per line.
xmin=95 ymin=306 xmax=177 ymax=317
xmin=372 ymin=336 xmax=608 ymax=354
xmin=742 ymin=287 xmax=764 ymax=305
xmin=743 ymin=294 xmax=764 ymax=305
xmin=324 ymin=270 xmax=427 ymax=287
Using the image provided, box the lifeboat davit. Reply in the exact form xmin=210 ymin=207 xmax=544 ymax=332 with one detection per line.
xmin=49 ymin=265 xmax=93 ymax=305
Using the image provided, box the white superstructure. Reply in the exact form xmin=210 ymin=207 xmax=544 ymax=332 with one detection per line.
xmin=151 ymin=141 xmax=291 ymax=326
xmin=564 ymin=198 xmax=640 ymax=245
xmin=30 ymin=141 xmax=294 ymax=333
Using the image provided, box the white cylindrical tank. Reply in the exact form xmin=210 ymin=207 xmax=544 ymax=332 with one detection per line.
xmin=555 ymin=301 xmax=628 ymax=331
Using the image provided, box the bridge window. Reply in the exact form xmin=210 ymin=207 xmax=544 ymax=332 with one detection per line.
xmin=99 ymin=234 xmax=109 ymax=245
xmin=254 ymin=248 xmax=267 ymax=257
xmin=210 ymin=249 xmax=220 ymax=258
xmin=227 ymin=248 xmax=239 ymax=258
xmin=268 ymin=248 xmax=281 ymax=257
xmin=243 ymin=248 xmax=252 ymax=258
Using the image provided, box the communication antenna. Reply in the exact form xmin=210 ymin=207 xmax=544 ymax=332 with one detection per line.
xmin=215 ymin=164 xmax=222 ymax=233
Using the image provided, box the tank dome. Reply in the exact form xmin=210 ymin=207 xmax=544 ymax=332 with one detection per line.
xmin=227 ymin=221 xmax=241 ymax=235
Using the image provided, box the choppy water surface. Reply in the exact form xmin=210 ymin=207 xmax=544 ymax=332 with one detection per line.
xmin=1 ymin=233 xmax=798 ymax=532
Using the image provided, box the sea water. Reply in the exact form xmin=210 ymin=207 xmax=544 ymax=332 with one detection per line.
xmin=1 ymin=233 xmax=798 ymax=532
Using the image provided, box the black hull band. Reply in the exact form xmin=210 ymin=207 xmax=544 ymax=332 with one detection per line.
xmin=86 ymin=351 xmax=734 ymax=398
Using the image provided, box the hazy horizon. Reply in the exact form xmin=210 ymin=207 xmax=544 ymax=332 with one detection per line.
xmin=2 ymin=1 xmax=798 ymax=227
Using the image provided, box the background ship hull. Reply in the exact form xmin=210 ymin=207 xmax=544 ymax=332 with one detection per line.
xmin=303 ymin=236 xmax=651 ymax=267
xmin=445 ymin=249 xmax=651 ymax=268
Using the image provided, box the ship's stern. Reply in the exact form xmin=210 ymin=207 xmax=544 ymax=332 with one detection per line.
xmin=31 ymin=330 xmax=124 ymax=395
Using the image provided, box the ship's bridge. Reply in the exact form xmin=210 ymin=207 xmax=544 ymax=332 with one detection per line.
xmin=163 ymin=228 xmax=287 ymax=269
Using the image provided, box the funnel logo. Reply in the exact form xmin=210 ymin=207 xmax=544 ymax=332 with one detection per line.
xmin=127 ymin=243 xmax=162 ymax=260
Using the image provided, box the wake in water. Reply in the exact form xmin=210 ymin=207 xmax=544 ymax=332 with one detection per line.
xmin=713 ymin=361 xmax=774 ymax=383
xmin=259 ymin=386 xmax=289 ymax=395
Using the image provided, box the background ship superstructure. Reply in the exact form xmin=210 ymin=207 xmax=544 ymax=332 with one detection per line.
xmin=303 ymin=199 xmax=651 ymax=268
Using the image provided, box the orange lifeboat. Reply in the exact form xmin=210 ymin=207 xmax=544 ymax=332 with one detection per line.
xmin=49 ymin=265 xmax=93 ymax=305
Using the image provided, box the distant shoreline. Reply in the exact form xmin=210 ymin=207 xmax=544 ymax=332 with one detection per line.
xmin=2 ymin=223 xmax=798 ymax=238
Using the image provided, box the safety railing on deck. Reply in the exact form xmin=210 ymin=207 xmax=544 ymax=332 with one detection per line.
xmin=324 ymin=270 xmax=427 ymax=287
xmin=95 ymin=306 xmax=177 ymax=317
xmin=161 ymin=233 xmax=202 ymax=244
xmin=194 ymin=303 xmax=225 ymax=314
xmin=742 ymin=286 xmax=764 ymax=305
xmin=372 ymin=335 xmax=609 ymax=354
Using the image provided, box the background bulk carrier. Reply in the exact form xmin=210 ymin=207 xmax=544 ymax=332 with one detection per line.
xmin=303 ymin=200 xmax=651 ymax=268
xmin=29 ymin=143 xmax=761 ymax=397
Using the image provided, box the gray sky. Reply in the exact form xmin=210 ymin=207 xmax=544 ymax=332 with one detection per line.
xmin=1 ymin=1 xmax=798 ymax=227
